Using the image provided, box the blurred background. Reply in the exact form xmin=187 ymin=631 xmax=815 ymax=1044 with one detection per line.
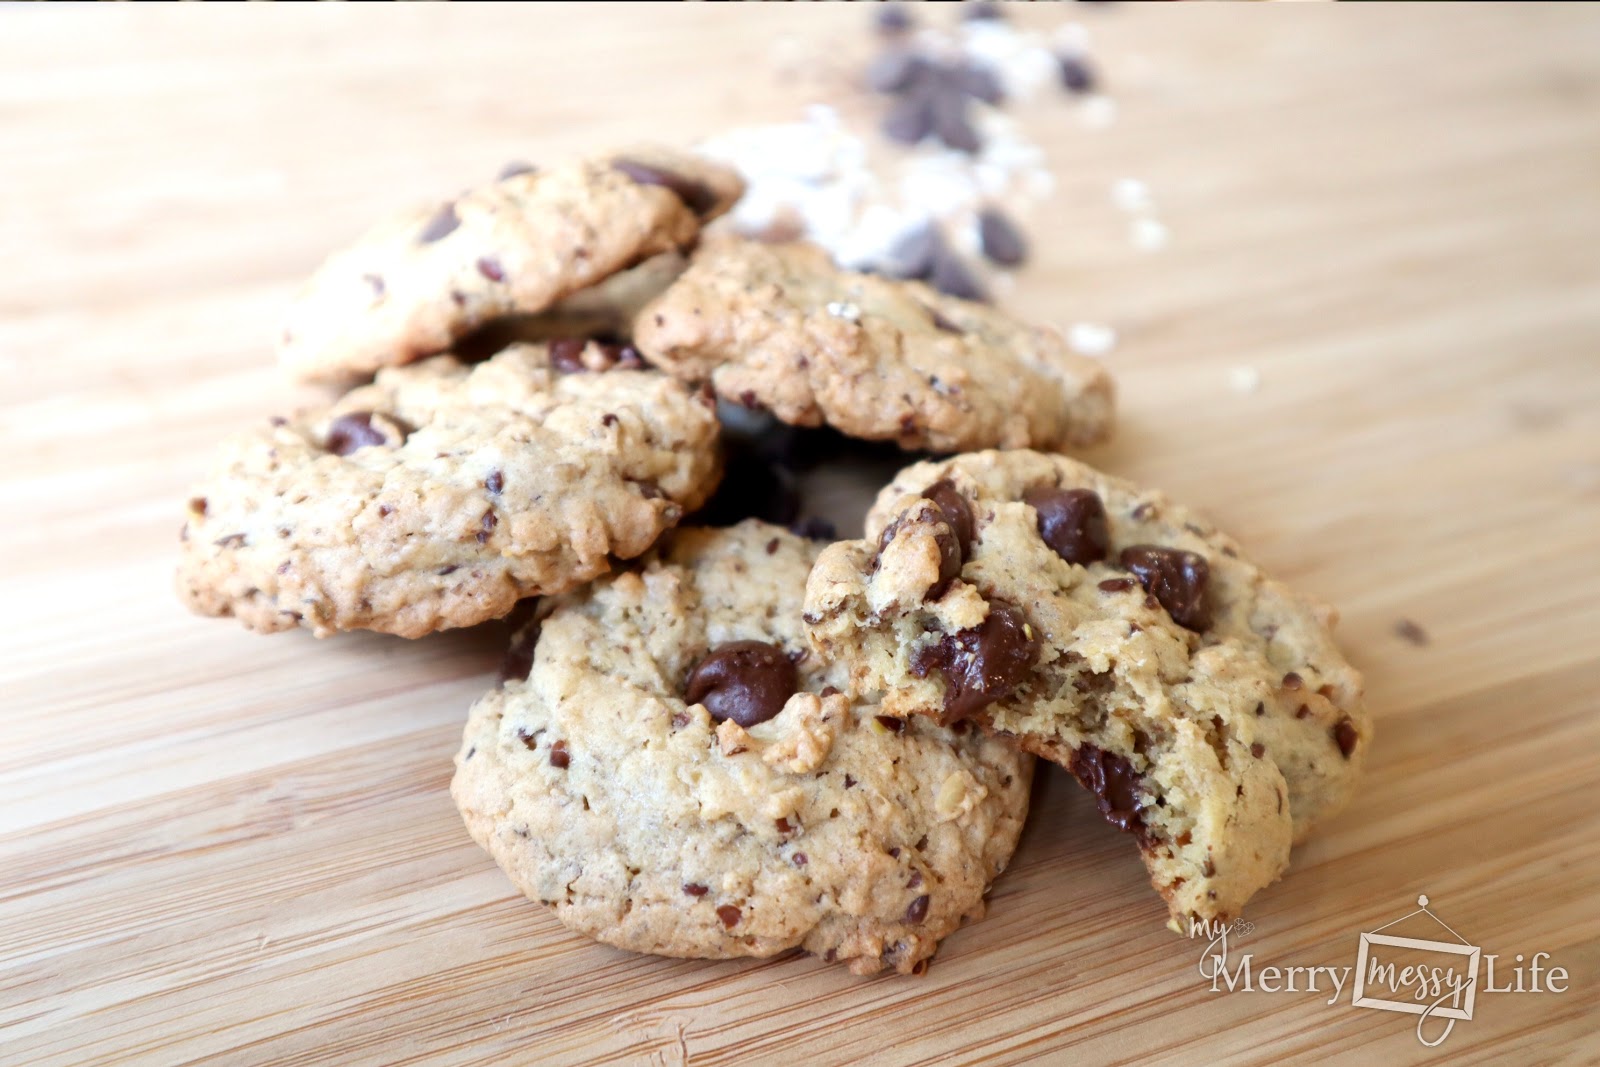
xmin=2 ymin=5 xmax=1597 ymax=1065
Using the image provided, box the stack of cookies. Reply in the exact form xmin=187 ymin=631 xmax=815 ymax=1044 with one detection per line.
xmin=178 ymin=145 xmax=1368 ymax=976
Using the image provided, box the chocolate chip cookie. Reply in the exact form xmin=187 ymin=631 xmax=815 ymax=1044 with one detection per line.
xmin=279 ymin=148 xmax=743 ymax=383
xmin=632 ymin=236 xmax=1115 ymax=453
xmin=804 ymin=451 xmax=1369 ymax=931
xmin=452 ymin=522 xmax=1033 ymax=974
xmin=178 ymin=341 xmax=721 ymax=638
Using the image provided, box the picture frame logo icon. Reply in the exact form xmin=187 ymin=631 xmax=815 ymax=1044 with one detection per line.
xmin=1350 ymin=895 xmax=1481 ymax=1046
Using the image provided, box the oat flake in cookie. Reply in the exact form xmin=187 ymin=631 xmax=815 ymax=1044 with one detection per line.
xmin=279 ymin=146 xmax=743 ymax=383
xmin=451 ymin=522 xmax=1033 ymax=975
xmin=804 ymin=451 xmax=1370 ymax=932
xmin=632 ymin=236 xmax=1115 ymax=453
xmin=177 ymin=342 xmax=721 ymax=638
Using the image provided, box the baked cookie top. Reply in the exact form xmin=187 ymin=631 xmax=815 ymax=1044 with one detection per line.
xmin=451 ymin=522 xmax=1033 ymax=975
xmin=632 ymin=236 xmax=1115 ymax=453
xmin=178 ymin=342 xmax=721 ymax=638
xmin=804 ymin=451 xmax=1368 ymax=932
xmin=279 ymin=147 xmax=743 ymax=383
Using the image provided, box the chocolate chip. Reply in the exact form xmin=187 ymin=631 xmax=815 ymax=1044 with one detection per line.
xmin=378 ymin=504 xmax=394 ymax=517
xmin=1395 ymin=618 xmax=1430 ymax=647
xmin=437 ymin=565 xmax=458 ymax=576
xmin=188 ymin=496 xmax=208 ymax=517
xmin=612 ymin=158 xmax=719 ymax=216
xmin=1026 ymin=487 xmax=1108 ymax=566
xmin=601 ymin=413 xmax=619 ymax=428
xmin=476 ymin=509 xmax=497 ymax=544
xmin=922 ymin=480 xmax=975 ymax=557
xmin=910 ymin=601 xmax=1039 ymax=723
xmin=930 ymin=242 xmax=988 ymax=302
xmin=476 ymin=256 xmax=505 ymax=283
xmin=866 ymin=50 xmax=927 ymax=94
xmin=905 ymin=895 xmax=930 ymax=923
xmin=885 ymin=223 xmax=940 ymax=280
xmin=1070 ymin=744 xmax=1149 ymax=845
xmin=928 ymin=306 xmax=963 ymax=333
xmin=792 ymin=852 xmax=808 ymax=867
xmin=502 ymin=621 xmax=541 ymax=682
xmin=516 ymin=727 xmax=539 ymax=750
xmin=1057 ymin=53 xmax=1097 ymax=95
xmin=683 ymin=883 xmax=709 ymax=897
xmin=1334 ymin=718 xmax=1358 ymax=758
xmin=931 ymin=88 xmax=981 ymax=154
xmin=977 ymin=208 xmax=1028 ymax=266
xmin=776 ymin=817 xmax=794 ymax=834
xmin=963 ymin=2 xmax=1005 ymax=21
xmin=844 ymin=775 xmax=856 ymax=788
xmin=1099 ymin=577 xmax=1136 ymax=593
xmin=684 ymin=641 xmax=798 ymax=728
xmin=481 ymin=472 xmax=504 ymax=498
xmin=907 ymin=870 xmax=923 ymax=889
xmin=1202 ymin=859 xmax=1216 ymax=878
xmin=875 ymin=4 xmax=913 ymax=35
xmin=875 ymin=715 xmax=905 ymax=734
xmin=594 ymin=341 xmax=644 ymax=370
xmin=549 ymin=740 xmax=570 ymax=769
xmin=1119 ymin=545 xmax=1212 ymax=631
xmin=1282 ymin=671 xmax=1303 ymax=690
xmin=548 ymin=337 xmax=587 ymax=373
xmin=1295 ymin=705 xmax=1311 ymax=719
xmin=883 ymin=90 xmax=936 ymax=146
xmin=1250 ymin=742 xmax=1265 ymax=758
xmin=326 ymin=412 xmax=398 ymax=455
xmin=716 ymin=904 xmax=741 ymax=928
xmin=956 ymin=64 xmax=1005 ymax=106
xmin=497 ymin=160 xmax=537 ymax=181
xmin=1254 ymin=702 xmax=1265 ymax=716
xmin=418 ymin=202 xmax=460 ymax=243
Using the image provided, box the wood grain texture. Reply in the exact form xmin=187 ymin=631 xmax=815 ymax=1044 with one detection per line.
xmin=3 ymin=5 xmax=1599 ymax=1065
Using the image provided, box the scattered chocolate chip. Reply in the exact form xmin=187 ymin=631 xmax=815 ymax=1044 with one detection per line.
xmin=931 ymin=89 xmax=981 ymax=154
xmin=977 ymin=208 xmax=1028 ymax=266
xmin=956 ymin=64 xmax=1005 ymax=106
xmin=930 ymin=241 xmax=988 ymax=302
xmin=612 ymin=158 xmax=719 ymax=216
xmin=1119 ymin=545 xmax=1212 ymax=631
xmin=875 ymin=3 xmax=914 ymax=35
xmin=1026 ymin=487 xmax=1108 ymax=565
xmin=1395 ymin=618 xmax=1430 ymax=647
xmin=549 ymin=740 xmax=570 ymax=769
xmin=549 ymin=337 xmax=587 ymax=373
xmin=885 ymin=223 xmax=940 ymax=280
xmin=912 ymin=959 xmax=929 ymax=976
xmin=1070 ymin=744 xmax=1149 ymax=845
xmin=1282 ymin=671 xmax=1303 ymax=690
xmin=326 ymin=411 xmax=394 ymax=455
xmin=963 ymin=2 xmax=1006 ymax=21
xmin=1250 ymin=742 xmax=1265 ymax=759
xmin=866 ymin=50 xmax=927 ymax=94
xmin=497 ymin=160 xmax=537 ymax=181
xmin=789 ymin=516 xmax=837 ymax=541
xmin=883 ymin=89 xmax=936 ymax=145
xmin=1334 ymin=718 xmax=1358 ymax=758
xmin=875 ymin=715 xmax=905 ymax=734
xmin=792 ymin=852 xmax=808 ymax=867
xmin=683 ymin=883 xmax=709 ymax=897
xmin=716 ymin=904 xmax=741 ymax=928
xmin=476 ymin=509 xmax=497 ymax=544
xmin=476 ymin=256 xmax=505 ymax=283
xmin=905 ymin=894 xmax=931 ymax=923
xmin=1098 ymin=577 xmax=1136 ymax=593
xmin=418 ymin=202 xmax=460 ymax=243
xmin=684 ymin=641 xmax=798 ymax=728
xmin=910 ymin=601 xmax=1039 ymax=723
xmin=1057 ymin=53 xmax=1097 ymax=95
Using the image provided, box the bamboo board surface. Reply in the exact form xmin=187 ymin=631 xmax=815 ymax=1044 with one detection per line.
xmin=3 ymin=5 xmax=1599 ymax=1065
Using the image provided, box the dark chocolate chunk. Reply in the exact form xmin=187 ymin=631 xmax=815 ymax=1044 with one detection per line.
xmin=683 ymin=883 xmax=709 ymax=897
xmin=875 ymin=715 xmax=905 ymax=734
xmin=1069 ymin=744 xmax=1149 ymax=845
xmin=1025 ymin=487 xmax=1108 ymax=565
xmin=549 ymin=740 xmax=570 ymax=769
xmin=884 ymin=223 xmax=940 ymax=280
xmin=684 ymin=641 xmax=798 ymax=727
xmin=910 ymin=601 xmax=1039 ymax=723
xmin=326 ymin=411 xmax=398 ymax=455
xmin=612 ymin=158 xmax=719 ymax=216
xmin=1119 ymin=545 xmax=1212 ymax=631
xmin=716 ymin=904 xmax=741 ymax=928
xmin=905 ymin=894 xmax=930 ymax=923
xmin=977 ymin=208 xmax=1028 ymax=266
xmin=1334 ymin=718 xmax=1358 ymax=758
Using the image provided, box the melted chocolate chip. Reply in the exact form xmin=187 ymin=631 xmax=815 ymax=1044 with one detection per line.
xmin=1070 ymin=744 xmax=1149 ymax=845
xmin=548 ymin=337 xmax=587 ymax=373
xmin=919 ymin=480 xmax=974 ymax=598
xmin=1119 ymin=545 xmax=1212 ymax=631
xmin=977 ymin=208 xmax=1027 ymax=266
xmin=683 ymin=883 xmax=709 ymax=897
xmin=1025 ymin=487 xmax=1108 ymax=566
xmin=612 ymin=158 xmax=719 ymax=216
xmin=326 ymin=412 xmax=398 ymax=455
xmin=716 ymin=904 xmax=741 ymax=928
xmin=476 ymin=256 xmax=505 ymax=283
xmin=418 ymin=202 xmax=460 ymax=243
xmin=684 ymin=641 xmax=798 ymax=728
xmin=905 ymin=894 xmax=930 ymax=923
xmin=909 ymin=601 xmax=1039 ymax=723
xmin=549 ymin=740 xmax=570 ymax=769
xmin=1334 ymin=718 xmax=1358 ymax=758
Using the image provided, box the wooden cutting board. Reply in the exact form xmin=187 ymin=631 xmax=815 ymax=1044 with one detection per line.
xmin=3 ymin=5 xmax=1598 ymax=1065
